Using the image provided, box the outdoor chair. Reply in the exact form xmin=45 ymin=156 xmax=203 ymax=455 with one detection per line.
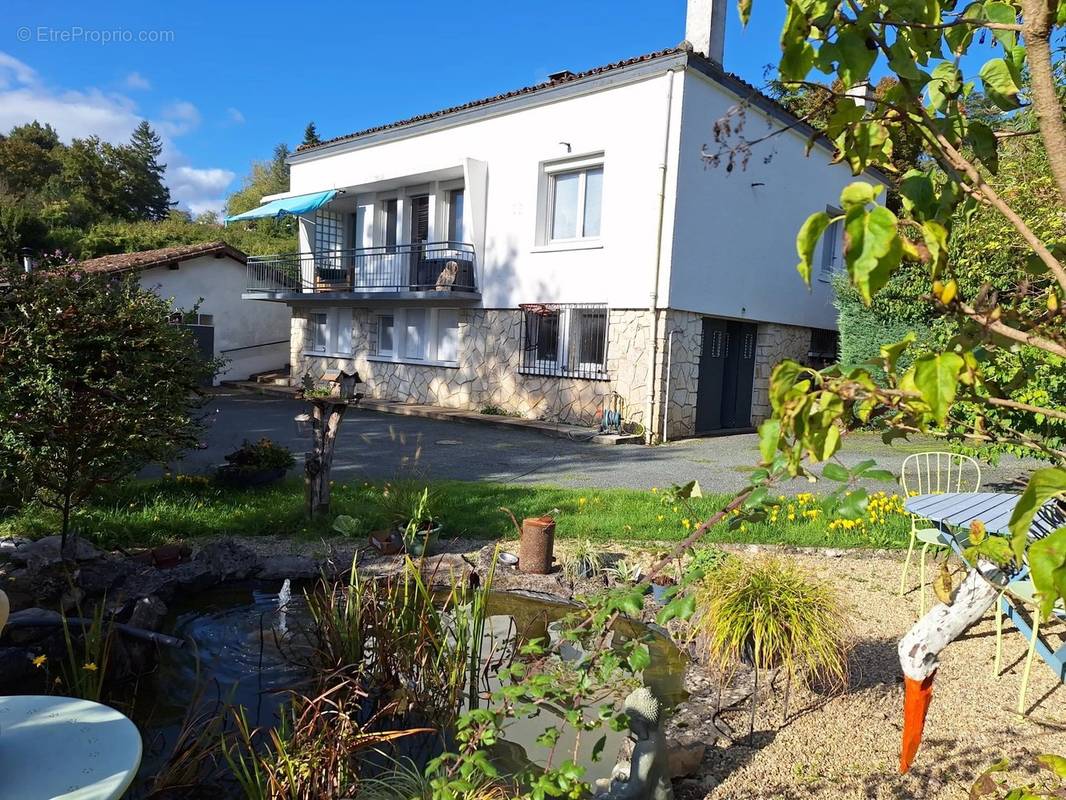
xmin=898 ymin=452 xmax=983 ymax=614
xmin=994 ymin=577 xmax=1066 ymax=713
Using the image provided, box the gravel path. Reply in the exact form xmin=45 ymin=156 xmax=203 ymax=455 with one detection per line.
xmin=693 ymin=553 xmax=1066 ymax=800
xmin=170 ymin=391 xmax=1039 ymax=495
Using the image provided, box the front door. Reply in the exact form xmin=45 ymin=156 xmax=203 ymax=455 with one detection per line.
xmin=409 ymin=195 xmax=430 ymax=288
xmin=695 ymin=318 xmax=758 ymax=434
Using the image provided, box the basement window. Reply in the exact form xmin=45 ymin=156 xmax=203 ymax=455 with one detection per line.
xmin=520 ymin=303 xmax=608 ymax=380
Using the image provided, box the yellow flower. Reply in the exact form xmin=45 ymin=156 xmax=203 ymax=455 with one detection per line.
xmin=657 ymin=515 xmax=664 ymax=522
xmin=651 ymin=487 xmax=659 ymax=494
xmin=82 ymin=662 xmax=98 ymax=672
xmin=32 ymin=655 xmax=47 ymax=668
xmin=681 ymin=519 xmax=691 ymax=529
xmin=578 ymin=497 xmax=587 ymax=506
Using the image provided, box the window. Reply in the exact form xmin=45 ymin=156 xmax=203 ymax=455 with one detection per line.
xmin=520 ymin=303 xmax=609 ymax=379
xmin=436 ymin=309 xmax=460 ymax=363
xmin=377 ymin=314 xmax=395 ymax=356
xmin=547 ymin=164 xmax=603 ymax=242
xmin=311 ymin=312 xmax=329 ymax=353
xmin=448 ymin=189 xmax=465 ymax=242
xmin=383 ymin=198 xmax=399 ymax=251
xmin=820 ymin=208 xmax=843 ymax=280
xmin=404 ymin=308 xmax=427 ymax=360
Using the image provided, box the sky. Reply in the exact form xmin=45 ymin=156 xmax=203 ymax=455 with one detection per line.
xmin=0 ymin=1 xmax=793 ymax=214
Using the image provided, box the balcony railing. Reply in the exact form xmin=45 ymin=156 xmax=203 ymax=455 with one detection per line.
xmin=246 ymin=242 xmax=478 ymax=295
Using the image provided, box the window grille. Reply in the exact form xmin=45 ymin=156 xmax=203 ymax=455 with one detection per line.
xmin=520 ymin=303 xmax=609 ymax=380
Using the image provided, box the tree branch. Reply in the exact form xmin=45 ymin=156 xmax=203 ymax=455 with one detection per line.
xmin=957 ymin=302 xmax=1066 ymax=358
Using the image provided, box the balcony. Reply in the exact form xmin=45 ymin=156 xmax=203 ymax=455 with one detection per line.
xmin=244 ymin=242 xmax=479 ymax=302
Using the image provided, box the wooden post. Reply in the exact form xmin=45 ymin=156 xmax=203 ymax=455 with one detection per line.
xmin=304 ymin=398 xmax=349 ymax=518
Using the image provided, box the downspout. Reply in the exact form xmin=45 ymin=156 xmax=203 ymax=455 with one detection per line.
xmin=644 ymin=66 xmax=681 ymax=444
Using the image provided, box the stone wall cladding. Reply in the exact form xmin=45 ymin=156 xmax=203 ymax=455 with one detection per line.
xmin=750 ymin=322 xmax=812 ymax=423
xmin=653 ymin=310 xmax=703 ymax=441
xmin=290 ymin=306 xmax=656 ymax=431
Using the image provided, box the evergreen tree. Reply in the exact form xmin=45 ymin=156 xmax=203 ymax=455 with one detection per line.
xmin=125 ymin=121 xmax=172 ymax=221
xmin=302 ymin=121 xmax=321 ymax=147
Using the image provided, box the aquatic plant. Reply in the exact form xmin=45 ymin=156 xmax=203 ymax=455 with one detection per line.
xmin=58 ymin=600 xmax=113 ymax=701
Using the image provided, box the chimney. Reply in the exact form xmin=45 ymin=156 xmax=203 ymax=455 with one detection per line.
xmin=845 ymin=81 xmax=875 ymax=113
xmin=685 ymin=0 xmax=726 ymax=65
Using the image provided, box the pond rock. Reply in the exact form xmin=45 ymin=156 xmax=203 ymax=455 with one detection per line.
xmin=257 ymin=555 xmax=319 ymax=581
xmin=194 ymin=540 xmax=261 ymax=581
xmin=11 ymin=535 xmax=102 ymax=568
xmin=162 ymin=561 xmax=218 ymax=594
xmin=77 ymin=556 xmax=134 ymax=596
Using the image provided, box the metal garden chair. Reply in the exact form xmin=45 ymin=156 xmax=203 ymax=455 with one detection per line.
xmin=899 ymin=452 xmax=983 ymax=614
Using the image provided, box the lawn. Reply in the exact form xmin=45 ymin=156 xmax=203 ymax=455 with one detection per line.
xmin=0 ymin=476 xmax=911 ymax=551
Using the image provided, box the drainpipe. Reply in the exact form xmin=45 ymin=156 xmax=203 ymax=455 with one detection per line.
xmin=644 ymin=67 xmax=681 ymax=444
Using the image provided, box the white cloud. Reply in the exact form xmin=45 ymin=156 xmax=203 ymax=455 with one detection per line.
xmin=168 ymin=165 xmax=236 ymax=215
xmin=225 ymin=107 xmax=245 ymax=125
xmin=0 ymin=51 xmax=235 ymax=215
xmin=124 ymin=71 xmax=151 ymax=90
xmin=158 ymin=100 xmax=201 ymax=136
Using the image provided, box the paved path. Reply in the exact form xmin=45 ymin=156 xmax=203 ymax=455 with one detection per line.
xmin=163 ymin=391 xmax=1038 ymax=494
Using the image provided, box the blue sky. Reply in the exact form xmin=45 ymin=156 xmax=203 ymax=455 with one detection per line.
xmin=0 ymin=1 xmax=791 ymax=213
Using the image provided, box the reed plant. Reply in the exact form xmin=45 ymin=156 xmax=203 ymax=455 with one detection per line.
xmin=58 ymin=600 xmax=114 ymax=701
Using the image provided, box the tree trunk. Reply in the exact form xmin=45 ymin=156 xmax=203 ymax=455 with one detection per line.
xmin=897 ymin=560 xmax=1002 ymax=681
xmin=304 ymin=399 xmax=348 ymax=518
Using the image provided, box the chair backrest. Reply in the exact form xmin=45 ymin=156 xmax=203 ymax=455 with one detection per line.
xmin=900 ymin=451 xmax=982 ymax=496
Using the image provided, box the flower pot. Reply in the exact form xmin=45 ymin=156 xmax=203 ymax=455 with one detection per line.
xmin=215 ymin=465 xmax=287 ymax=489
xmin=405 ymin=523 xmax=442 ymax=557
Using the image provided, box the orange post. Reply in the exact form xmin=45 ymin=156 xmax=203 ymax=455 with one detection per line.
xmin=900 ymin=672 xmax=936 ymax=773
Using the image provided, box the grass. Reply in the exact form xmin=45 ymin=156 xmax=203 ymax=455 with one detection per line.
xmin=0 ymin=476 xmax=911 ymax=551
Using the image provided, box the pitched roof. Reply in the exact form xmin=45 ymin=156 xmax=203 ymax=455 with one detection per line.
xmin=296 ymin=47 xmax=689 ymax=153
xmin=76 ymin=241 xmax=247 ymax=275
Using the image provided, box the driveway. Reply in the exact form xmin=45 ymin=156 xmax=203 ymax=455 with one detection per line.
xmin=163 ymin=391 xmax=1039 ymax=494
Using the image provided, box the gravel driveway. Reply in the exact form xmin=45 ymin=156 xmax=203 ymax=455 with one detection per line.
xmin=163 ymin=391 xmax=1039 ymax=494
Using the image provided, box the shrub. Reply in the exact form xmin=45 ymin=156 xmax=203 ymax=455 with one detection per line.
xmin=689 ymin=556 xmax=850 ymax=691
xmin=220 ymin=438 xmax=296 ymax=474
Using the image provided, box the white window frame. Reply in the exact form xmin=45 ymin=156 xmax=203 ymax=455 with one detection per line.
xmin=310 ymin=312 xmax=329 ymax=353
xmin=535 ymin=153 xmax=605 ymax=249
xmin=820 ymin=206 xmax=844 ymax=281
xmin=365 ymin=307 xmax=461 ymax=368
xmin=304 ymin=308 xmax=354 ymax=358
xmin=375 ymin=313 xmax=395 ymax=357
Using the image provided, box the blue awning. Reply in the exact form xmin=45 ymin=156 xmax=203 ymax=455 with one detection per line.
xmin=224 ymin=189 xmax=339 ymax=224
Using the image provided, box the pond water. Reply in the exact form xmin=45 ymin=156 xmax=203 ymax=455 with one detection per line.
xmin=131 ymin=581 xmax=686 ymax=792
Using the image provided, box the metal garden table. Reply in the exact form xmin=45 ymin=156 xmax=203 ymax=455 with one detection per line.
xmin=0 ymin=695 xmax=142 ymax=800
xmin=904 ymin=491 xmax=1065 ymax=682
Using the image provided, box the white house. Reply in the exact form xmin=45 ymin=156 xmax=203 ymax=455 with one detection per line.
xmin=77 ymin=242 xmax=291 ymax=385
xmin=234 ymin=0 xmax=878 ymax=441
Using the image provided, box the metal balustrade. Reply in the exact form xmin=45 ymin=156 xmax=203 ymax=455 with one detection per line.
xmin=246 ymin=242 xmax=478 ymax=295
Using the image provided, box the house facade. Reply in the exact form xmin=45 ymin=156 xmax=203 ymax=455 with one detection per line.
xmin=239 ymin=3 xmax=873 ymax=441
xmin=78 ymin=242 xmax=291 ymax=385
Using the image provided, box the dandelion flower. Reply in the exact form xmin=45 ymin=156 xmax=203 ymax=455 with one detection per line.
xmin=82 ymin=662 xmax=98 ymax=672
xmin=32 ymin=655 xmax=47 ymax=668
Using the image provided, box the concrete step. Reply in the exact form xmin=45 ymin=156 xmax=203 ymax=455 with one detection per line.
xmin=218 ymin=381 xmax=643 ymax=445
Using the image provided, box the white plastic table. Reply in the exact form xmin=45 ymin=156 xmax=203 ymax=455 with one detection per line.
xmin=0 ymin=695 xmax=142 ymax=800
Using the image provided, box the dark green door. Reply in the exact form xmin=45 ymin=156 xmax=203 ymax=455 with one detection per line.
xmin=695 ymin=318 xmax=757 ymax=434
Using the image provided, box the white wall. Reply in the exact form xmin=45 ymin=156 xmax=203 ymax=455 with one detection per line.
xmin=137 ymin=255 xmax=291 ymax=383
xmin=288 ymin=69 xmax=684 ymax=310
xmin=666 ymin=70 xmax=865 ymax=330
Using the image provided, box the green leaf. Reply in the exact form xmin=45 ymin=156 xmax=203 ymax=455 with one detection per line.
xmin=796 ymin=211 xmax=832 ymax=285
xmin=837 ymin=488 xmax=869 ymax=520
xmin=844 ymin=205 xmax=902 ymax=303
xmin=880 ymin=333 xmax=916 ymax=374
xmin=928 ymin=62 xmax=962 ymax=111
xmin=898 ymin=170 xmax=936 ymax=219
xmin=1036 ymin=753 xmax=1066 ymax=779
xmin=921 ymin=220 xmax=949 ymax=277
xmin=967 ymin=121 xmax=999 ymax=174
xmin=744 ymin=486 xmax=770 ymax=510
xmin=840 ymin=181 xmax=882 ymax=211
xmin=822 ymin=463 xmax=850 ymax=482
xmin=591 ymin=734 xmax=608 ymax=763
xmin=979 ymin=58 xmax=1022 ymax=110
xmin=836 ymin=28 xmax=877 ymax=87
xmin=627 ymin=643 xmax=651 ymax=673
xmin=737 ymin=0 xmax=752 ymax=25
xmin=1027 ymin=527 xmax=1066 ymax=620
xmin=983 ymin=1 xmax=1018 ymax=48
xmin=1008 ymin=468 xmax=1066 ymax=562
xmin=911 ymin=351 xmax=965 ymax=425
xmin=656 ymin=592 xmax=696 ymax=625
xmin=758 ymin=418 xmax=781 ymax=463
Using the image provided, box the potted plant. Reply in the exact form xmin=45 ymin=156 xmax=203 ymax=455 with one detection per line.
xmin=216 ymin=438 xmax=295 ymax=488
xmin=378 ymin=482 xmax=442 ymax=556
xmin=562 ymin=539 xmax=604 ymax=582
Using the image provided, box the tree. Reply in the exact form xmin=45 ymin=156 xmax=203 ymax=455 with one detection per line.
xmin=720 ymin=0 xmax=1066 ymax=776
xmin=302 ymin=121 xmax=322 ymax=147
xmin=0 ymin=266 xmax=215 ymax=546
xmin=0 ymin=122 xmax=62 ymax=196
xmin=123 ymin=121 xmax=172 ymax=221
